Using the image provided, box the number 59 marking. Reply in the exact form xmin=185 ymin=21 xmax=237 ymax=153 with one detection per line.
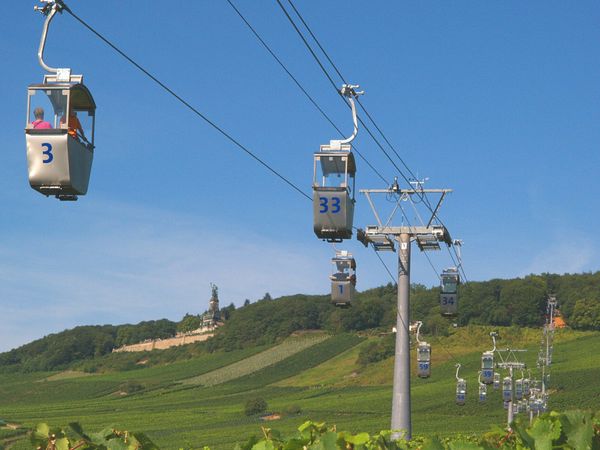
xmin=41 ymin=143 xmax=53 ymax=164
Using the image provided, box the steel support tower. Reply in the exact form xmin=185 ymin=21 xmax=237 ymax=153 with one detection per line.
xmin=357 ymin=185 xmax=453 ymax=440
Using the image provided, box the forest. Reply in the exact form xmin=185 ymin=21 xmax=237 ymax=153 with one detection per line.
xmin=1 ymin=271 xmax=599 ymax=373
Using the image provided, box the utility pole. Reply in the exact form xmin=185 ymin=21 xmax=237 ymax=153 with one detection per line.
xmin=357 ymin=184 xmax=453 ymax=440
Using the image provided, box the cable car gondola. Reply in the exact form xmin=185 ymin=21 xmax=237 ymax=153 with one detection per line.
xmin=502 ymin=376 xmax=513 ymax=402
xmin=440 ymin=267 xmax=460 ymax=316
xmin=330 ymin=250 xmax=356 ymax=307
xmin=456 ymin=378 xmax=467 ymax=406
xmin=481 ymin=351 xmax=494 ymax=384
xmin=313 ymin=85 xmax=361 ymax=242
xmin=455 ymin=364 xmax=466 ymax=406
xmin=478 ymin=382 xmax=487 ymax=402
xmin=414 ymin=322 xmax=431 ymax=378
xmin=26 ymin=1 xmax=96 ymax=201
xmin=478 ymin=372 xmax=487 ymax=402
xmin=515 ymin=378 xmax=524 ymax=400
xmin=493 ymin=372 xmax=500 ymax=390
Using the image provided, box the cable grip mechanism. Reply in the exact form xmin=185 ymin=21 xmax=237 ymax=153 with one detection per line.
xmin=329 ymin=84 xmax=364 ymax=150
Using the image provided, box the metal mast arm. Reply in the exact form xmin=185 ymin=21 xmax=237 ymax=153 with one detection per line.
xmin=415 ymin=321 xmax=423 ymax=344
xmin=35 ymin=0 xmax=63 ymax=74
xmin=330 ymin=84 xmax=363 ymax=149
xmin=490 ymin=332 xmax=498 ymax=352
xmin=455 ymin=363 xmax=461 ymax=381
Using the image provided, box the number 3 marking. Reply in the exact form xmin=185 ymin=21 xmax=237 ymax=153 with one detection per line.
xmin=319 ymin=197 xmax=328 ymax=213
xmin=42 ymin=143 xmax=53 ymax=164
xmin=331 ymin=197 xmax=340 ymax=213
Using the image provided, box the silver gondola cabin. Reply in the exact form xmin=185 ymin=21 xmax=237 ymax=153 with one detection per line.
xmin=26 ymin=78 xmax=95 ymax=200
xmin=330 ymin=250 xmax=356 ymax=307
xmin=26 ymin=0 xmax=96 ymax=201
xmin=440 ymin=267 xmax=460 ymax=316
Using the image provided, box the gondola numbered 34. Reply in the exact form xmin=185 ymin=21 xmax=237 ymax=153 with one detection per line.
xmin=440 ymin=267 xmax=460 ymax=316
xmin=26 ymin=0 xmax=96 ymax=201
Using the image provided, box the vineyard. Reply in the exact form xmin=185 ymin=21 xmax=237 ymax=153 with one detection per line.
xmin=180 ymin=333 xmax=330 ymax=387
xmin=0 ymin=328 xmax=598 ymax=449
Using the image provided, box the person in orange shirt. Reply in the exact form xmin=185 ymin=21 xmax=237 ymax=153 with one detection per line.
xmin=61 ymin=110 xmax=85 ymax=141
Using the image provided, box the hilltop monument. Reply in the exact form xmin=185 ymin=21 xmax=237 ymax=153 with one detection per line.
xmin=201 ymin=283 xmax=221 ymax=330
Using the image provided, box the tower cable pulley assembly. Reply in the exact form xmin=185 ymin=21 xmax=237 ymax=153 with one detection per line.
xmin=26 ymin=0 xmax=96 ymax=201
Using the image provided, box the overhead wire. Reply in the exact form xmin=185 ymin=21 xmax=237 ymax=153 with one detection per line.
xmin=274 ymin=0 xmax=414 ymax=188
xmin=58 ymin=0 xmax=312 ymax=202
xmin=277 ymin=0 xmax=470 ymax=283
xmin=277 ymin=0 xmax=426 ymax=195
xmin=225 ymin=0 xmax=389 ymax=186
xmin=283 ymin=0 xmax=429 ymax=194
xmin=60 ymin=0 xmax=466 ymax=290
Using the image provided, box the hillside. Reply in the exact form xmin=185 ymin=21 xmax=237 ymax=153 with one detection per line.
xmin=1 ymin=327 xmax=598 ymax=450
xmin=2 ymin=271 xmax=599 ymax=373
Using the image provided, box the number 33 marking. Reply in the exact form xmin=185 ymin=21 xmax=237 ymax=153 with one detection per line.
xmin=42 ymin=143 xmax=53 ymax=164
xmin=318 ymin=196 xmax=341 ymax=213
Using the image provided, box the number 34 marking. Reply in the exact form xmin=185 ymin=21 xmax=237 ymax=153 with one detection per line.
xmin=41 ymin=143 xmax=53 ymax=164
xmin=318 ymin=196 xmax=341 ymax=213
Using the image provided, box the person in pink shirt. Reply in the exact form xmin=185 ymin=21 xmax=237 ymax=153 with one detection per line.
xmin=31 ymin=107 xmax=52 ymax=129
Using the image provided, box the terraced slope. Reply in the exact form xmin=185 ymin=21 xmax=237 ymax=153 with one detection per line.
xmin=1 ymin=329 xmax=598 ymax=450
xmin=180 ymin=333 xmax=329 ymax=386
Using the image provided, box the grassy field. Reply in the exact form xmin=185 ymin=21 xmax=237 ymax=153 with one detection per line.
xmin=1 ymin=328 xmax=598 ymax=449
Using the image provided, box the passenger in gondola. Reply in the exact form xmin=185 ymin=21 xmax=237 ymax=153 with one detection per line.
xmin=31 ymin=107 xmax=52 ymax=129
xmin=61 ymin=110 xmax=85 ymax=141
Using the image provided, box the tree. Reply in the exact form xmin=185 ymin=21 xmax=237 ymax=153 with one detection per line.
xmin=177 ymin=314 xmax=201 ymax=333
xmin=245 ymin=397 xmax=267 ymax=416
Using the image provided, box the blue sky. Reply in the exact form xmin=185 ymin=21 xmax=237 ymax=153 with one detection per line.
xmin=1 ymin=1 xmax=599 ymax=353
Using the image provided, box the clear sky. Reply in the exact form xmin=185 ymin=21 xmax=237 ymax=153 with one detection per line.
xmin=1 ymin=1 xmax=599 ymax=353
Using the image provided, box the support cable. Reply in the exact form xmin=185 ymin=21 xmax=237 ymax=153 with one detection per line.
xmin=276 ymin=0 xmax=450 ymax=227
xmin=274 ymin=0 xmax=413 ymax=188
xmin=59 ymin=0 xmax=311 ymax=202
xmin=278 ymin=0 xmax=471 ymax=284
xmin=283 ymin=0 xmax=428 ymax=196
xmin=225 ymin=0 xmax=389 ymax=186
